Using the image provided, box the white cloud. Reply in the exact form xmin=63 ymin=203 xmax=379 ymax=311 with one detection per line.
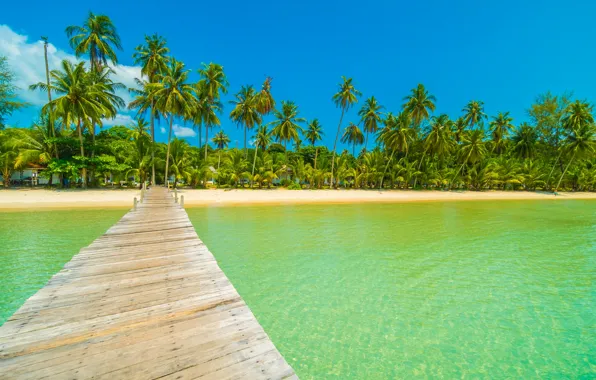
xmin=172 ymin=124 xmax=196 ymax=138
xmin=101 ymin=113 xmax=134 ymax=126
xmin=0 ymin=25 xmax=141 ymax=108
xmin=160 ymin=127 xmax=166 ymax=134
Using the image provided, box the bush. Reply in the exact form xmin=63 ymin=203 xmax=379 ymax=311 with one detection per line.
xmin=287 ymin=182 xmax=302 ymax=190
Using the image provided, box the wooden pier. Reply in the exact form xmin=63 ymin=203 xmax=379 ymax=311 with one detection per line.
xmin=0 ymin=187 xmax=296 ymax=379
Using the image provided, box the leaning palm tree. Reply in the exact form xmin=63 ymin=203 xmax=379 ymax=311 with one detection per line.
xmin=489 ymin=112 xmax=514 ymax=154
xmin=212 ymin=130 xmax=230 ymax=169
xmin=402 ymin=84 xmax=436 ymax=131
xmin=132 ymin=34 xmax=169 ymax=184
xmin=31 ymin=60 xmax=114 ymax=188
xmin=65 ymin=12 xmax=122 ymax=71
xmin=148 ymin=58 xmax=195 ymax=186
xmin=462 ymin=100 xmax=487 ymax=130
xmin=358 ymin=96 xmax=384 ymax=151
xmin=269 ymin=101 xmax=305 ymax=164
xmin=251 ymin=125 xmax=271 ymax=185
xmin=377 ymin=111 xmax=414 ymax=188
xmin=451 ymin=129 xmax=487 ymax=189
xmin=331 ymin=76 xmax=361 ymax=187
xmin=197 ymin=63 xmax=228 ymax=160
xmin=304 ymin=119 xmax=324 ymax=171
xmin=256 ymin=77 xmax=275 ymax=116
xmin=341 ymin=123 xmax=364 ymax=156
xmin=229 ymin=85 xmax=261 ymax=157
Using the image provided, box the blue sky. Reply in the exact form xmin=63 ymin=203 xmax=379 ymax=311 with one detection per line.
xmin=3 ymin=0 xmax=596 ymax=149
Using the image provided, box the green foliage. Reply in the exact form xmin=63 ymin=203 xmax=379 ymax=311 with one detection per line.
xmin=0 ymin=56 xmax=28 ymax=129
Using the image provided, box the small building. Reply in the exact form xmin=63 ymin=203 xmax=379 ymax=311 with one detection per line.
xmin=0 ymin=165 xmax=59 ymax=186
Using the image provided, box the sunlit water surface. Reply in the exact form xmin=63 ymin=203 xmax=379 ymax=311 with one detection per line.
xmin=187 ymin=200 xmax=595 ymax=379
xmin=0 ymin=209 xmax=126 ymax=324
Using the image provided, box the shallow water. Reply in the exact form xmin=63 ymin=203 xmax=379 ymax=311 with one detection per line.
xmin=187 ymin=200 xmax=596 ymax=379
xmin=0 ymin=209 xmax=126 ymax=324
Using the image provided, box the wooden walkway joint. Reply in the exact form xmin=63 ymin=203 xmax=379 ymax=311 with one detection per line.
xmin=0 ymin=187 xmax=296 ymax=379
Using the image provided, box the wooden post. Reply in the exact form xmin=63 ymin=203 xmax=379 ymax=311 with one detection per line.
xmin=133 ymin=197 xmax=138 ymax=211
xmin=174 ymin=189 xmax=178 ymax=203
xmin=180 ymin=195 xmax=184 ymax=207
xmin=141 ymin=188 xmax=145 ymax=202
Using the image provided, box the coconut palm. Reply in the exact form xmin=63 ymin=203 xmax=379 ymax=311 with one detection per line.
xmin=133 ymin=34 xmax=169 ymax=184
xmin=378 ymin=111 xmax=414 ymax=188
xmin=212 ymin=130 xmax=230 ymax=169
xmin=451 ymin=129 xmax=488 ymax=189
xmin=358 ymin=96 xmax=384 ymax=151
xmin=512 ymin=122 xmax=538 ymax=160
xmin=193 ymin=81 xmax=223 ymax=160
xmin=462 ymin=100 xmax=487 ymax=130
xmin=148 ymin=58 xmax=195 ymax=186
xmin=413 ymin=114 xmax=454 ymax=187
xmin=554 ymin=124 xmax=595 ymax=192
xmin=251 ymin=125 xmax=271 ymax=185
xmin=269 ymin=101 xmax=305 ymax=165
xmin=305 ymin=119 xmax=324 ymax=172
xmin=198 ymin=63 xmax=228 ymax=160
xmin=65 ymin=12 xmax=122 ymax=71
xmin=256 ymin=77 xmax=275 ymax=115
xmin=489 ymin=112 xmax=514 ymax=154
xmin=403 ymin=84 xmax=436 ymax=130
xmin=453 ymin=117 xmax=467 ymax=143
xmin=341 ymin=123 xmax=364 ymax=156
xmin=41 ymin=36 xmax=57 ymax=152
xmin=229 ymin=85 xmax=261 ymax=156
xmin=331 ymin=76 xmax=361 ymax=187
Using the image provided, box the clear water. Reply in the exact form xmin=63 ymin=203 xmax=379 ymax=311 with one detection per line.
xmin=187 ymin=201 xmax=596 ymax=379
xmin=0 ymin=209 xmax=126 ymax=324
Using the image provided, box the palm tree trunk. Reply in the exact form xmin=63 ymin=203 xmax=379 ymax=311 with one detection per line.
xmin=204 ymin=125 xmax=209 ymax=161
xmin=218 ymin=149 xmax=222 ymax=170
xmin=251 ymin=144 xmax=259 ymax=188
xmin=150 ymin=100 xmax=156 ymax=185
xmin=450 ymin=160 xmax=468 ymax=190
xmin=364 ymin=132 xmax=369 ymax=153
xmin=76 ymin=118 xmax=86 ymax=189
xmin=314 ymin=147 xmax=319 ymax=172
xmin=379 ymin=149 xmax=396 ymax=190
xmin=244 ymin=126 xmax=247 ymax=158
xmin=413 ymin=150 xmax=427 ymax=188
xmin=555 ymin=150 xmax=576 ymax=192
xmin=546 ymin=149 xmax=563 ymax=189
xmin=164 ymin=115 xmax=173 ymax=187
xmin=330 ymin=108 xmax=345 ymax=188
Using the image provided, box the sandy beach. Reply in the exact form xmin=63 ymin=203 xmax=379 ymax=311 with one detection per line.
xmin=0 ymin=188 xmax=595 ymax=210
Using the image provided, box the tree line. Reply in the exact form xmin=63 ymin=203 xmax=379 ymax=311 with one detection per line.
xmin=0 ymin=12 xmax=594 ymax=191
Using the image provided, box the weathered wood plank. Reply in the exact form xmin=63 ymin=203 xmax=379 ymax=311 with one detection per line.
xmin=0 ymin=187 xmax=296 ymax=379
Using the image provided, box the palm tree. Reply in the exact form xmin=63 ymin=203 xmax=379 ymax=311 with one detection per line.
xmin=30 ymin=60 xmax=117 ymax=188
xmin=65 ymin=12 xmax=122 ymax=71
xmin=126 ymin=118 xmax=151 ymax=187
xmin=451 ymin=129 xmax=487 ymax=189
xmin=403 ymin=84 xmax=436 ymax=130
xmin=168 ymin=138 xmax=191 ymax=189
xmin=197 ymin=63 xmax=228 ymax=160
xmin=331 ymin=76 xmax=361 ymax=188
xmin=256 ymin=77 xmax=275 ymax=115
xmin=512 ymin=122 xmax=537 ymax=160
xmin=269 ymin=101 xmax=305 ymax=164
xmin=489 ymin=112 xmax=514 ymax=154
xmin=305 ymin=119 xmax=324 ymax=172
xmin=358 ymin=96 xmax=384 ymax=151
xmin=453 ymin=117 xmax=467 ymax=143
xmin=414 ymin=114 xmax=454 ymax=187
xmin=212 ymin=130 xmax=230 ymax=169
xmin=133 ymin=34 xmax=169 ymax=184
xmin=148 ymin=58 xmax=195 ymax=186
xmin=341 ymin=123 xmax=364 ymax=156
xmin=229 ymin=85 xmax=261 ymax=157
xmin=40 ymin=36 xmax=57 ymax=156
xmin=251 ymin=125 xmax=271 ymax=185
xmin=462 ymin=100 xmax=487 ymax=130
xmin=378 ymin=111 xmax=414 ymax=188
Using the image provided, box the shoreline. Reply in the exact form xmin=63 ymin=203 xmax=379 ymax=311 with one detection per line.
xmin=0 ymin=188 xmax=595 ymax=210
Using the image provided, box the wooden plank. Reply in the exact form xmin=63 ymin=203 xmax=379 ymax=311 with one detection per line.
xmin=0 ymin=187 xmax=296 ymax=379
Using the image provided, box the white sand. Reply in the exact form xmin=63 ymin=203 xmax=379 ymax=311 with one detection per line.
xmin=0 ymin=188 xmax=594 ymax=210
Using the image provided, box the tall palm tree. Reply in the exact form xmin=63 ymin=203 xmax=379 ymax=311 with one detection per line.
xmin=512 ymin=122 xmax=538 ymax=160
xmin=65 ymin=12 xmax=122 ymax=72
xmin=453 ymin=117 xmax=467 ymax=143
xmin=229 ymin=85 xmax=261 ymax=157
xmin=31 ymin=60 xmax=116 ymax=188
xmin=331 ymin=76 xmax=361 ymax=187
xmin=40 ymin=36 xmax=57 ymax=153
xmin=256 ymin=77 xmax=275 ymax=115
xmin=414 ymin=114 xmax=454 ymax=187
xmin=341 ymin=123 xmax=364 ymax=156
xmin=198 ymin=63 xmax=228 ymax=160
xmin=358 ymin=96 xmax=384 ymax=151
xmin=403 ymin=84 xmax=436 ymax=130
xmin=148 ymin=58 xmax=195 ymax=186
xmin=251 ymin=125 xmax=271 ymax=185
xmin=304 ymin=119 xmax=324 ymax=172
xmin=489 ymin=112 xmax=514 ymax=154
xmin=212 ymin=130 xmax=230 ymax=169
xmin=451 ymin=129 xmax=487 ymax=188
xmin=554 ymin=124 xmax=595 ymax=192
xmin=269 ymin=101 xmax=305 ymax=163
xmin=377 ymin=111 xmax=414 ymax=188
xmin=462 ymin=100 xmax=487 ymax=130
xmin=133 ymin=34 xmax=169 ymax=184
